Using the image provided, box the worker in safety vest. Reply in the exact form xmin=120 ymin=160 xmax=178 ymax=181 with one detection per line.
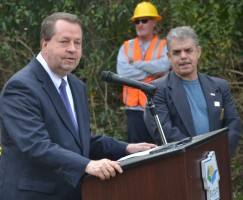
xmin=116 ymin=1 xmax=171 ymax=143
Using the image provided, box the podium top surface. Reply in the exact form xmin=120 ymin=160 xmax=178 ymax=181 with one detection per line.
xmin=82 ymin=128 xmax=228 ymax=182
xmin=120 ymin=127 xmax=228 ymax=169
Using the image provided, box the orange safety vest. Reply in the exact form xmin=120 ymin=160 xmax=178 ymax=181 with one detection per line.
xmin=123 ymin=36 xmax=166 ymax=108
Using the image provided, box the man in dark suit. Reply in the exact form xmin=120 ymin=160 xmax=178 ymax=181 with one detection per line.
xmin=0 ymin=12 xmax=156 ymax=200
xmin=144 ymin=26 xmax=242 ymax=157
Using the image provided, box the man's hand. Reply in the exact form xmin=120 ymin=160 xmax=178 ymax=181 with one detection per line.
xmin=85 ymin=159 xmax=123 ymax=180
xmin=126 ymin=142 xmax=157 ymax=154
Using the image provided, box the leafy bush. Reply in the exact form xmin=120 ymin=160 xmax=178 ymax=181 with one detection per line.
xmin=0 ymin=0 xmax=242 ymax=197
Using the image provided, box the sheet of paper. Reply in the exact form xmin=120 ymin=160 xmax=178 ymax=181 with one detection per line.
xmin=117 ymin=146 xmax=160 ymax=161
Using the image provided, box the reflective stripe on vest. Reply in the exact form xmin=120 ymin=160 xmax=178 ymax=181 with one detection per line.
xmin=123 ymin=36 xmax=166 ymax=108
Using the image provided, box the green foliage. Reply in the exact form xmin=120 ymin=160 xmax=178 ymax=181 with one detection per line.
xmin=168 ymin=0 xmax=243 ymax=74
xmin=0 ymin=0 xmax=242 ymax=197
xmin=232 ymin=141 xmax=243 ymax=198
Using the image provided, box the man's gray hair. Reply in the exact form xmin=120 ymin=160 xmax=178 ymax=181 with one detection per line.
xmin=166 ymin=26 xmax=199 ymax=51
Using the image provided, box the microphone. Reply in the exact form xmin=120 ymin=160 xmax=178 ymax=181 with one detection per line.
xmin=100 ymin=71 xmax=157 ymax=96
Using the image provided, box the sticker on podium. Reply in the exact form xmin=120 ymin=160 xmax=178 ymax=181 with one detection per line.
xmin=201 ymin=151 xmax=220 ymax=200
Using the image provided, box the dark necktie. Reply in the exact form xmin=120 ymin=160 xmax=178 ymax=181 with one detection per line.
xmin=59 ymin=79 xmax=79 ymax=133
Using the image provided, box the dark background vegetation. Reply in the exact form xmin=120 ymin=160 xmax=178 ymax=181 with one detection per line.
xmin=0 ymin=0 xmax=242 ymax=198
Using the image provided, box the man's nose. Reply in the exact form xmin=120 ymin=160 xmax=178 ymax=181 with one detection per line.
xmin=180 ymin=50 xmax=187 ymax=58
xmin=67 ymin=42 xmax=76 ymax=51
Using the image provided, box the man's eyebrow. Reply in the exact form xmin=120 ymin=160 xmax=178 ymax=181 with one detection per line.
xmin=171 ymin=49 xmax=181 ymax=53
xmin=172 ymin=47 xmax=193 ymax=52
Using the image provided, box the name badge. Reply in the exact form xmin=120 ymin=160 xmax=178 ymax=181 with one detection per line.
xmin=214 ymin=101 xmax=220 ymax=107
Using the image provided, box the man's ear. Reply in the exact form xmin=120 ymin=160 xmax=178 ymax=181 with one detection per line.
xmin=41 ymin=39 xmax=47 ymax=50
xmin=197 ymin=46 xmax=202 ymax=59
xmin=167 ymin=51 xmax=171 ymax=61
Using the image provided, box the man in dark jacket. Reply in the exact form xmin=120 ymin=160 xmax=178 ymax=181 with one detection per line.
xmin=144 ymin=26 xmax=242 ymax=157
xmin=0 ymin=12 xmax=156 ymax=200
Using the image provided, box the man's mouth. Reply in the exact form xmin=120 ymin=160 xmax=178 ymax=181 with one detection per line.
xmin=179 ymin=62 xmax=191 ymax=66
xmin=67 ymin=57 xmax=75 ymax=60
xmin=65 ymin=57 xmax=76 ymax=62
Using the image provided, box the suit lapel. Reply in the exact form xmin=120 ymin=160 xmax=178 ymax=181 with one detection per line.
xmin=30 ymin=58 xmax=82 ymax=147
xmin=68 ymin=76 xmax=89 ymax=156
xmin=198 ymin=73 xmax=222 ymax=131
xmin=168 ymin=71 xmax=196 ymax=136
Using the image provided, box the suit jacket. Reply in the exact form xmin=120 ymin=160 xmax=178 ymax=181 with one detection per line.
xmin=0 ymin=57 xmax=127 ymax=200
xmin=144 ymin=71 xmax=242 ymax=156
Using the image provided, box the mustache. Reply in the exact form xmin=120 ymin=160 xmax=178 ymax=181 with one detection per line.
xmin=179 ymin=61 xmax=191 ymax=66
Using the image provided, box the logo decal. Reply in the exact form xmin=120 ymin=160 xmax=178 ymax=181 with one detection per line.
xmin=201 ymin=151 xmax=220 ymax=200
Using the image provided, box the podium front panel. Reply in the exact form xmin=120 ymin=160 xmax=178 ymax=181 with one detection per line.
xmin=82 ymin=128 xmax=231 ymax=200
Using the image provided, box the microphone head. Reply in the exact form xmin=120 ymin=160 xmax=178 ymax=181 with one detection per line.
xmin=100 ymin=71 xmax=157 ymax=97
xmin=100 ymin=71 xmax=113 ymax=82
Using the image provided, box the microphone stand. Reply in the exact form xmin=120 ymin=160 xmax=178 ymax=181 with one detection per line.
xmin=146 ymin=95 xmax=167 ymax=145
xmin=146 ymin=94 xmax=193 ymax=155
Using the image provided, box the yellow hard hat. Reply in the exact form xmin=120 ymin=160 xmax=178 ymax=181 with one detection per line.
xmin=130 ymin=1 xmax=162 ymax=22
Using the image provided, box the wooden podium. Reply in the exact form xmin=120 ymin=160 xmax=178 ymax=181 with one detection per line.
xmin=82 ymin=128 xmax=232 ymax=200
